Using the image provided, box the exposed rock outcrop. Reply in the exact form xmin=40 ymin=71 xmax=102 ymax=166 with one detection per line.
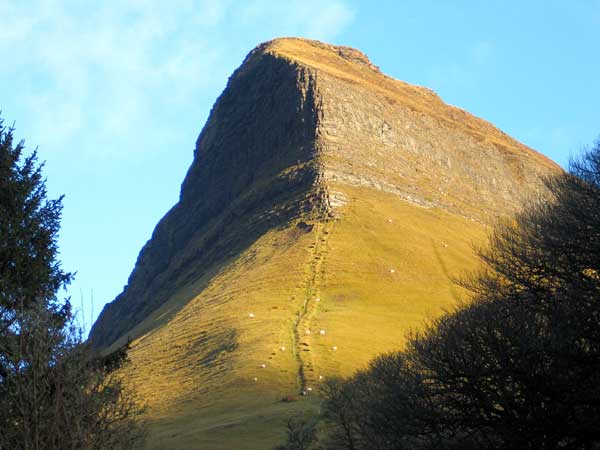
xmin=91 ymin=51 xmax=326 ymax=348
xmin=91 ymin=38 xmax=556 ymax=349
xmin=89 ymin=38 xmax=560 ymax=450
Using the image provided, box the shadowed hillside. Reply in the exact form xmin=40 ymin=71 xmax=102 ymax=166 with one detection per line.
xmin=90 ymin=38 xmax=559 ymax=449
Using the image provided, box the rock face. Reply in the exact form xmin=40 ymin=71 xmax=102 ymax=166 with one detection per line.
xmin=90 ymin=38 xmax=559 ymax=449
xmin=91 ymin=50 xmax=325 ymax=348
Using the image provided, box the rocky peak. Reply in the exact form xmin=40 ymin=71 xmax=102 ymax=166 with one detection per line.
xmin=251 ymin=37 xmax=380 ymax=71
xmin=88 ymin=39 xmax=562 ymax=449
xmin=90 ymin=37 xmax=559 ymax=350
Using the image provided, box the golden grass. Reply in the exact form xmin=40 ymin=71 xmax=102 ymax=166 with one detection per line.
xmin=120 ymin=184 xmax=488 ymax=449
xmin=260 ymin=38 xmax=558 ymax=172
xmin=297 ymin=184 xmax=486 ymax=380
xmin=94 ymin=37 xmax=562 ymax=449
xmin=107 ymin=38 xmax=561 ymax=448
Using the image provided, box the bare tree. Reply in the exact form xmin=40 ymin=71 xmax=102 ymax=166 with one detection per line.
xmin=323 ymin=138 xmax=600 ymax=450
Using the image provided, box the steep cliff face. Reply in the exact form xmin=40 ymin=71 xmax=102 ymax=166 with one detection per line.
xmin=266 ymin=38 xmax=554 ymax=221
xmin=90 ymin=38 xmax=559 ymax=449
xmin=91 ymin=51 xmax=326 ymax=348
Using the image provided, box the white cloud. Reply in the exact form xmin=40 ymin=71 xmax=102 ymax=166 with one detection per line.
xmin=0 ymin=0 xmax=355 ymax=159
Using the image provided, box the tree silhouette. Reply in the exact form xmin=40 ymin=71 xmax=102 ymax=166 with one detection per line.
xmin=323 ymin=138 xmax=600 ymax=450
xmin=0 ymin=116 xmax=145 ymax=450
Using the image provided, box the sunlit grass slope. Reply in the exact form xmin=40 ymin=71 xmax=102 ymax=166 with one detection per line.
xmin=120 ymin=184 xmax=487 ymax=450
xmin=298 ymin=184 xmax=487 ymax=381
xmin=91 ymin=38 xmax=560 ymax=449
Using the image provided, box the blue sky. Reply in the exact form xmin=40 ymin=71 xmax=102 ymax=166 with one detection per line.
xmin=1 ymin=0 xmax=598 ymax=334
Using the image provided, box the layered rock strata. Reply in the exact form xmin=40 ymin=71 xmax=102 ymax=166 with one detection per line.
xmin=89 ymin=38 xmax=559 ymax=450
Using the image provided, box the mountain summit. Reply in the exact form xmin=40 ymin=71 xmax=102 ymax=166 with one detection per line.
xmin=90 ymin=38 xmax=559 ymax=449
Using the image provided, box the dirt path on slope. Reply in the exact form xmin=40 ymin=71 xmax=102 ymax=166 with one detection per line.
xmin=291 ymin=220 xmax=334 ymax=393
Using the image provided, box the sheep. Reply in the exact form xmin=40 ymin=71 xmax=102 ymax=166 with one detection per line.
xmin=332 ymin=346 xmax=338 ymax=351
xmin=280 ymin=346 xmax=286 ymax=351
xmin=389 ymin=268 xmax=395 ymax=273
xmin=387 ymin=218 xmax=393 ymax=223
xmin=252 ymin=377 xmax=258 ymax=382
xmin=305 ymin=329 xmax=311 ymax=335
xmin=319 ymin=329 xmax=326 ymax=335
xmin=315 ymin=297 xmax=321 ymax=302
xmin=248 ymin=313 xmax=255 ymax=318
xmin=318 ymin=375 xmax=324 ymax=381
xmin=260 ymin=363 xmax=267 ymax=368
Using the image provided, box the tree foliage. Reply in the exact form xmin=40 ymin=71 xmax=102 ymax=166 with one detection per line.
xmin=0 ymin=119 xmax=71 ymax=315
xmin=274 ymin=416 xmax=320 ymax=450
xmin=0 ymin=116 xmax=145 ymax=450
xmin=323 ymin=138 xmax=600 ymax=450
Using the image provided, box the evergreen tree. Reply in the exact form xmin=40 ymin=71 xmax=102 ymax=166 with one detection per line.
xmin=0 ymin=116 xmax=145 ymax=450
xmin=0 ymin=118 xmax=72 ymax=311
xmin=0 ymin=116 xmax=72 ymax=344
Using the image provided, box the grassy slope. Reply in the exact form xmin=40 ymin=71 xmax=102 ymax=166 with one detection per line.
xmin=301 ymin=184 xmax=486 ymax=381
xmin=123 ymin=184 xmax=487 ymax=450
xmin=113 ymin=38 xmax=549 ymax=449
xmin=264 ymin=38 xmax=557 ymax=171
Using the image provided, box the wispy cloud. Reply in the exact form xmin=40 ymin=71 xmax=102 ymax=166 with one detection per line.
xmin=0 ymin=0 xmax=354 ymax=159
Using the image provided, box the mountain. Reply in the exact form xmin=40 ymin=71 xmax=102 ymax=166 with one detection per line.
xmin=90 ymin=38 xmax=559 ymax=449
